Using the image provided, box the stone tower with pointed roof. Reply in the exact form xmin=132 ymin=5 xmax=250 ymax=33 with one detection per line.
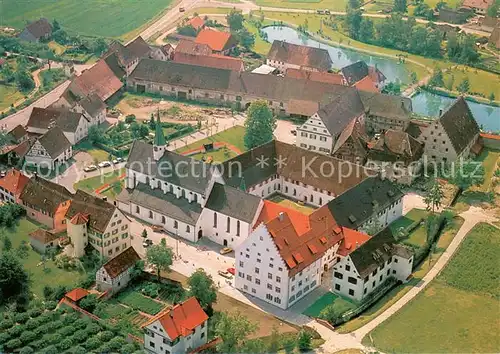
xmin=153 ymin=110 xmax=166 ymax=161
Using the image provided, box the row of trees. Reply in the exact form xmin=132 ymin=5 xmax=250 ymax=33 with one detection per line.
xmin=428 ymin=69 xmax=472 ymax=95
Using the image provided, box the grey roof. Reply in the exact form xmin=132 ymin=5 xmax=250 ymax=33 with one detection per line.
xmin=316 ymin=88 xmax=365 ymax=137
xmin=20 ymin=176 xmax=72 ymax=214
xmin=78 ymin=93 xmax=106 ymax=117
xmin=205 ymin=183 xmax=261 ymax=223
xmin=65 ymin=190 xmax=117 ymax=233
xmin=24 ymin=18 xmax=52 ymax=39
xmin=359 ymin=91 xmax=412 ymax=120
xmin=126 ymin=183 xmax=202 ymax=225
xmin=8 ymin=125 xmax=27 ymax=141
xmin=349 ymin=227 xmax=397 ymax=278
xmin=126 ymin=36 xmax=151 ymax=59
xmin=439 ymin=97 xmax=480 ymax=155
xmin=326 ymin=176 xmax=404 ymax=229
xmin=27 ymin=107 xmax=86 ymax=133
xmin=126 ymin=140 xmax=214 ymax=194
xmin=393 ymin=244 xmax=413 ymax=259
xmin=267 ymin=41 xmax=332 ymax=71
xmin=37 ymin=127 xmax=71 ymax=158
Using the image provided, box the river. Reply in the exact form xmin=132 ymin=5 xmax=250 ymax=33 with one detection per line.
xmin=262 ymin=25 xmax=500 ymax=132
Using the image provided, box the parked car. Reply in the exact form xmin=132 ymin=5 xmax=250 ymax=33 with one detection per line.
xmin=227 ymin=267 xmax=235 ymax=275
xmin=218 ymin=270 xmax=232 ymax=279
xmin=98 ymin=161 xmax=111 ymax=168
xmin=179 ymin=7 xmax=185 ymax=12
xmin=220 ymin=247 xmax=233 ymax=255
xmin=152 ymin=225 xmax=166 ymax=233
xmin=84 ymin=165 xmax=97 ymax=172
xmin=143 ymin=239 xmax=153 ymax=248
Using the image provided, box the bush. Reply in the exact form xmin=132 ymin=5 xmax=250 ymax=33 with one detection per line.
xmin=57 ymin=338 xmax=74 ymax=351
xmin=141 ymin=283 xmax=160 ymax=298
xmin=84 ymin=336 xmax=101 ymax=350
xmin=30 ymin=338 xmax=48 ymax=351
xmin=25 ymin=317 xmax=42 ymax=330
xmin=44 ymin=301 xmax=57 ymax=310
xmin=108 ymin=337 xmax=127 ymax=350
xmin=33 ymin=323 xmax=50 ymax=336
xmin=125 ymin=114 xmax=136 ymax=123
xmin=51 ymin=320 xmax=63 ymax=330
xmin=0 ymin=318 xmax=14 ymax=330
xmin=71 ymin=329 xmax=88 ymax=342
xmin=72 ymin=345 xmax=87 ymax=354
xmin=5 ymin=338 xmax=22 ymax=350
xmin=8 ymin=325 xmax=24 ymax=337
xmin=0 ymin=332 xmax=10 ymax=344
xmin=20 ymin=330 xmax=36 ymax=344
xmin=27 ymin=307 xmax=43 ymax=318
xmin=15 ymin=312 xmax=29 ymax=324
xmin=19 ymin=346 xmax=34 ymax=354
xmin=122 ymin=343 xmax=137 ymax=354
xmin=62 ymin=313 xmax=79 ymax=325
xmin=43 ymin=344 xmax=58 ymax=354
xmin=86 ymin=323 xmax=101 ymax=335
xmin=58 ymin=326 xmax=75 ymax=336
xmin=74 ymin=318 xmax=90 ymax=330
xmin=79 ymin=294 xmax=98 ymax=312
xmin=98 ymin=330 xmax=114 ymax=342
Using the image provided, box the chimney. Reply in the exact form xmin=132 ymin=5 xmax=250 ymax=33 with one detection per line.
xmin=102 ymin=196 xmax=108 ymax=202
xmin=278 ymin=212 xmax=284 ymax=221
xmin=439 ymin=109 xmax=443 ymax=116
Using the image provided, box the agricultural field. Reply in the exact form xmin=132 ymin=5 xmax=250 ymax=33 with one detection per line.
xmin=0 ymin=218 xmax=86 ymax=297
xmin=255 ymin=0 xmax=348 ymax=11
xmin=2 ymin=0 xmax=173 ymax=38
xmin=365 ymin=223 xmax=500 ymax=353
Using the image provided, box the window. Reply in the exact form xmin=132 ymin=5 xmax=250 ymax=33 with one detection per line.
xmin=213 ymin=212 xmax=217 ymax=227
xmin=276 ymin=287 xmax=281 ymax=293
xmin=135 ymin=206 xmax=140 ymax=213
xmin=348 ymin=276 xmax=357 ymax=285
xmin=348 ymin=289 xmax=355 ymax=296
xmin=334 ymin=272 xmax=343 ymax=279
xmin=226 ymin=217 xmax=230 ymax=232
xmin=244 ymin=285 xmax=248 ymax=290
xmin=149 ymin=211 xmax=153 ymax=219
xmin=334 ymin=284 xmax=340 ymax=291
xmin=186 ymin=225 xmax=190 ymax=233
xmin=394 ymin=258 xmax=398 ymax=263
xmin=266 ymin=294 xmax=273 ymax=300
xmin=161 ymin=216 xmax=166 ymax=224
xmin=149 ymin=342 xmax=155 ymax=348
xmin=372 ymin=268 xmax=378 ymax=276
xmin=298 ymin=280 xmax=303 ymax=287
xmin=268 ymin=273 xmax=272 ymax=280
xmin=238 ymin=272 xmax=244 ymax=277
xmin=364 ymin=288 xmax=367 ymax=294
xmin=174 ymin=220 xmax=178 ymax=229
xmin=276 ymin=276 xmax=281 ymax=283
xmin=255 ymin=267 xmax=259 ymax=274
xmin=387 ymin=269 xmax=390 ymax=275
xmin=345 ymin=264 xmax=351 ymax=271
xmin=269 ymin=263 xmax=274 ymax=268
xmin=267 ymin=283 xmax=272 ymax=289
xmin=236 ymin=220 xmax=240 ymax=236
xmin=246 ymin=275 xmax=252 ymax=281
xmin=239 ymin=261 xmax=244 ymax=267
xmin=372 ymin=281 xmax=375 ymax=287
xmin=255 ymin=278 xmax=260 ymax=285
xmin=379 ymin=274 xmax=383 ymax=281
xmin=274 ymin=297 xmax=281 ymax=304
xmin=251 ymin=288 xmax=256 ymax=294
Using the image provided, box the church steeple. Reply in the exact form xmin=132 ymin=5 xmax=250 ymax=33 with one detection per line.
xmin=153 ymin=109 xmax=166 ymax=161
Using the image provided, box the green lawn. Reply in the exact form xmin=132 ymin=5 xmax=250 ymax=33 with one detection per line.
xmin=390 ymin=208 xmax=429 ymax=248
xmin=475 ymin=148 xmax=500 ymax=192
xmin=0 ymin=84 xmax=24 ymax=111
xmin=74 ymin=168 xmax=125 ymax=193
xmin=0 ymin=218 xmax=86 ymax=298
xmin=337 ymin=214 xmax=465 ymax=333
xmin=176 ymin=126 xmax=247 ymax=155
xmin=39 ymin=68 xmax=67 ymax=93
xmin=115 ymin=289 xmax=164 ymax=315
xmin=267 ymin=194 xmax=317 ymax=215
xmin=364 ymin=223 xmax=500 ymax=353
xmin=2 ymin=0 xmax=173 ymax=38
xmin=442 ymin=66 xmax=500 ymax=98
xmin=256 ymin=0 xmax=348 ymax=11
xmin=303 ymin=292 xmax=356 ymax=317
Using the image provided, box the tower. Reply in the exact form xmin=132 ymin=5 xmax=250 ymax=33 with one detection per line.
xmin=153 ymin=109 xmax=166 ymax=161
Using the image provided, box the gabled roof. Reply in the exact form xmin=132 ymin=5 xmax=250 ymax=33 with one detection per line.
xmin=36 ymin=127 xmax=71 ymax=158
xmin=359 ymin=91 xmax=412 ymax=120
xmin=8 ymin=125 xmax=27 ymax=141
xmin=65 ymin=190 xmax=117 ymax=233
xmin=267 ymin=41 xmax=333 ymax=72
xmin=439 ymin=97 xmax=480 ymax=155
xmin=337 ymin=228 xmax=371 ymax=256
xmin=188 ymin=16 xmax=205 ymax=30
xmin=316 ymin=87 xmax=365 ymax=137
xmin=142 ymin=297 xmax=208 ymax=341
xmin=326 ymin=176 xmax=404 ymax=229
xmin=126 ymin=36 xmax=151 ymax=59
xmin=173 ymin=53 xmax=244 ymax=72
xmin=0 ymin=169 xmax=30 ymax=196
xmin=20 ymin=176 xmax=72 ymax=214
xmin=29 ymin=228 xmax=61 ymax=244
xmin=106 ymin=41 xmax=136 ymax=66
xmin=194 ymin=28 xmax=236 ymax=52
xmin=102 ymin=246 xmax=140 ymax=279
xmin=65 ymin=288 xmax=89 ymax=302
xmin=354 ymin=76 xmax=379 ymax=93
xmin=254 ymin=200 xmax=310 ymax=235
xmin=175 ymin=40 xmax=212 ymax=56
xmin=367 ymin=130 xmax=424 ymax=164
xmin=332 ymin=117 xmax=369 ymax=158
xmin=11 ymin=139 xmax=33 ymax=159
xmin=205 ymin=182 xmax=261 ymax=223
xmin=27 ymin=107 xmax=86 ymax=133
xmin=70 ymin=212 xmax=88 ymax=225
xmin=24 ymin=18 xmax=52 ymax=39
xmin=286 ymin=68 xmax=344 ymax=85
xmin=341 ymin=61 xmax=370 ymax=86
xmin=59 ymin=89 xmax=106 ymax=117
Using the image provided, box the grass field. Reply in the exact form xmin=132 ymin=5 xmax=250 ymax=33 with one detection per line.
xmin=303 ymin=292 xmax=356 ymax=317
xmin=475 ymin=148 xmax=500 ymax=192
xmin=0 ymin=84 xmax=24 ymax=111
xmin=364 ymin=223 xmax=500 ymax=353
xmin=390 ymin=208 xmax=429 ymax=248
xmin=74 ymin=168 xmax=125 ymax=193
xmin=0 ymin=218 xmax=86 ymax=298
xmin=442 ymin=66 xmax=500 ymax=98
xmin=337 ymin=214 xmax=464 ymax=333
xmin=115 ymin=289 xmax=164 ymax=315
xmin=176 ymin=126 xmax=246 ymax=155
xmin=267 ymin=194 xmax=317 ymax=214
xmin=2 ymin=0 xmax=173 ymax=38
xmin=256 ymin=0 xmax=348 ymax=11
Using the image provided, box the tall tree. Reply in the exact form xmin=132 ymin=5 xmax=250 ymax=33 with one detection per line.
xmin=425 ymin=29 xmax=443 ymax=58
xmin=244 ymin=100 xmax=276 ymax=150
xmin=358 ymin=18 xmax=375 ymax=43
xmin=187 ymin=269 xmax=217 ymax=310
xmin=345 ymin=8 xmax=363 ymax=39
xmin=394 ymin=0 xmax=408 ymax=12
xmin=297 ymin=330 xmax=312 ymax=352
xmin=458 ymin=35 xmax=479 ymax=64
xmin=456 ymin=77 xmax=470 ymax=94
xmin=424 ymin=179 xmax=443 ymax=214
xmin=88 ymin=125 xmax=105 ymax=144
xmin=428 ymin=68 xmax=444 ymax=87
xmin=0 ymin=251 xmax=30 ymax=306
xmin=215 ymin=311 xmax=257 ymax=353
xmin=15 ymin=70 xmax=34 ymax=92
xmin=237 ymin=29 xmax=255 ymax=50
xmin=146 ymin=243 xmax=173 ymax=281
xmin=226 ymin=9 xmax=244 ymax=31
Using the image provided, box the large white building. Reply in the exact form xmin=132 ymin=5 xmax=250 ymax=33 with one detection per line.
xmin=143 ymin=297 xmax=208 ymax=354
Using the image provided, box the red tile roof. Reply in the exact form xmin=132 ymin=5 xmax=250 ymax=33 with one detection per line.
xmin=0 ymin=169 xmax=30 ymax=196
xmin=173 ymin=53 xmax=244 ymax=72
xmin=354 ymin=76 xmax=380 ymax=93
xmin=142 ymin=297 xmax=208 ymax=341
xmin=337 ymin=228 xmax=370 ymax=256
xmin=195 ymin=28 xmax=235 ymax=52
xmin=70 ymin=212 xmax=89 ymax=225
xmin=286 ymin=68 xmax=344 ymax=85
xmin=71 ymin=58 xmax=123 ymax=101
xmin=175 ymin=39 xmax=212 ymax=56
xmin=65 ymin=288 xmax=89 ymax=302
xmin=263 ymin=205 xmax=343 ymax=276
xmin=255 ymin=200 xmax=310 ymax=235
xmin=188 ymin=16 xmax=205 ymax=30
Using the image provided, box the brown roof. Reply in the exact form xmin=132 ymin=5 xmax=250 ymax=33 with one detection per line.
xmin=267 ymin=40 xmax=333 ymax=72
xmin=71 ymin=58 xmax=123 ymax=101
xmin=11 ymin=139 xmax=33 ymax=159
xmin=462 ymin=0 xmax=493 ymax=10
xmin=195 ymin=28 xmax=236 ymax=52
xmin=439 ymin=96 xmax=480 ymax=155
xmin=332 ymin=117 xmax=369 ymax=158
xmin=367 ymin=130 xmax=424 ymax=164
xmin=20 ymin=176 xmax=72 ymax=215
xmin=354 ymin=76 xmax=380 ymax=93
xmin=0 ymin=168 xmax=30 ymax=196
xmin=24 ymin=18 xmax=52 ymax=39
xmin=285 ymin=68 xmax=344 ymax=85
xmin=262 ymin=204 xmax=343 ymax=276
xmin=8 ymin=125 xmax=27 ymax=141
xmin=27 ymin=107 xmax=86 ymax=133
xmin=175 ymin=39 xmax=212 ymax=56
xmin=126 ymin=36 xmax=151 ymax=59
xmin=36 ymin=126 xmax=71 ymax=158
xmin=102 ymin=246 xmax=140 ymax=279
xmin=188 ymin=16 xmax=205 ymax=30
xmin=65 ymin=190 xmax=118 ymax=233
xmin=359 ymin=91 xmax=412 ymax=121
xmin=29 ymin=228 xmax=60 ymax=244
xmin=287 ymin=99 xmax=319 ymax=116
xmin=173 ymin=53 xmax=244 ymax=72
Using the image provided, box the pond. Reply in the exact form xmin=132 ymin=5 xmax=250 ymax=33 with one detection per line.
xmin=411 ymin=91 xmax=500 ymax=132
xmin=262 ymin=25 xmax=412 ymax=84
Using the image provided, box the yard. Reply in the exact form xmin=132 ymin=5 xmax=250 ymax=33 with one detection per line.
xmin=2 ymin=0 xmax=173 ymax=38
xmin=390 ymin=208 xmax=429 ymax=249
xmin=337 ymin=213 xmax=465 ymax=333
xmin=303 ymin=292 xmax=356 ymax=318
xmin=267 ymin=194 xmax=317 ymax=215
xmin=39 ymin=68 xmax=67 ymax=93
xmin=364 ymin=223 xmax=500 ymax=353
xmin=475 ymin=148 xmax=500 ymax=192
xmin=115 ymin=288 xmax=164 ymax=315
xmin=0 ymin=84 xmax=24 ymax=111
xmin=0 ymin=218 xmax=86 ymax=298
xmin=74 ymin=168 xmax=125 ymax=196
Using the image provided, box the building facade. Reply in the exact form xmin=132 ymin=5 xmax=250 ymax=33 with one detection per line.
xmin=96 ymin=246 xmax=140 ymax=294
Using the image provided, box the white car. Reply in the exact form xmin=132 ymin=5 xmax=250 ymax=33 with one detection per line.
xmin=84 ymin=165 xmax=97 ymax=172
xmin=98 ymin=161 xmax=111 ymax=168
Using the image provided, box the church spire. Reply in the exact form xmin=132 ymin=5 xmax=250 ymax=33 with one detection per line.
xmin=153 ymin=108 xmax=166 ymax=161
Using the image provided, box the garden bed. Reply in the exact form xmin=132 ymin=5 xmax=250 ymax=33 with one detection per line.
xmin=115 ymin=289 xmax=164 ymax=315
